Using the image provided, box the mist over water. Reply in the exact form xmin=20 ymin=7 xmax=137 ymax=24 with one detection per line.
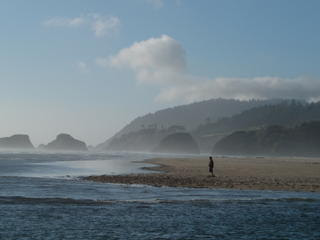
xmin=2 ymin=0 xmax=320 ymax=238
xmin=0 ymin=151 xmax=156 ymax=177
xmin=0 ymin=151 xmax=319 ymax=239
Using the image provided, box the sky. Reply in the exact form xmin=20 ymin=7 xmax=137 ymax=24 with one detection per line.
xmin=1 ymin=0 xmax=320 ymax=146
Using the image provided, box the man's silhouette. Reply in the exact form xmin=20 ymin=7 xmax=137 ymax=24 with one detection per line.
xmin=209 ymin=156 xmax=214 ymax=177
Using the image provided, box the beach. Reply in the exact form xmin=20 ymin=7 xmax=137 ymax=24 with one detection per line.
xmin=1 ymin=152 xmax=320 ymax=239
xmin=84 ymin=156 xmax=320 ymax=192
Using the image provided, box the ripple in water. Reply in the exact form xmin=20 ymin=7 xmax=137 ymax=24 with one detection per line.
xmin=0 ymin=152 xmax=319 ymax=239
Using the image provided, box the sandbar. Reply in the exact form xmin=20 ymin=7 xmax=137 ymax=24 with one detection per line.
xmin=84 ymin=157 xmax=320 ymax=192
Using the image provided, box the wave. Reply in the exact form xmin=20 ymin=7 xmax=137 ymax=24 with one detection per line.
xmin=0 ymin=196 xmax=114 ymax=205
xmin=155 ymin=198 xmax=320 ymax=204
xmin=0 ymin=196 xmax=318 ymax=205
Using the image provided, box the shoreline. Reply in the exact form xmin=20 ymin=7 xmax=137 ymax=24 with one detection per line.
xmin=83 ymin=157 xmax=320 ymax=192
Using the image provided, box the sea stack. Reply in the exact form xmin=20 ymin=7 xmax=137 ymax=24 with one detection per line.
xmin=0 ymin=134 xmax=34 ymax=150
xmin=154 ymin=132 xmax=200 ymax=154
xmin=44 ymin=133 xmax=88 ymax=152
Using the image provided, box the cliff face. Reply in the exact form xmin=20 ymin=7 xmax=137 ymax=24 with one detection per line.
xmin=0 ymin=135 xmax=34 ymax=150
xmin=213 ymin=121 xmax=320 ymax=157
xmin=153 ymin=132 xmax=200 ymax=154
xmin=44 ymin=134 xmax=87 ymax=151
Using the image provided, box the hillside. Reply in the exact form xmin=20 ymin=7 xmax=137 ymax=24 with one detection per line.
xmin=105 ymin=125 xmax=187 ymax=152
xmin=213 ymin=121 xmax=320 ymax=157
xmin=97 ymin=98 xmax=282 ymax=150
xmin=194 ymin=100 xmax=317 ymax=136
xmin=193 ymin=100 xmax=320 ymax=152
xmin=153 ymin=132 xmax=200 ymax=154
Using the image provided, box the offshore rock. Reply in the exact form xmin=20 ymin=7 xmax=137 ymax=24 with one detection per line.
xmin=0 ymin=134 xmax=34 ymax=149
xmin=45 ymin=133 xmax=87 ymax=151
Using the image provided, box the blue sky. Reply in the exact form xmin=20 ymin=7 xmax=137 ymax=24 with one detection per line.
xmin=1 ymin=0 xmax=320 ymax=145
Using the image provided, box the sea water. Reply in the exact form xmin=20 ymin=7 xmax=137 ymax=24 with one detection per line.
xmin=0 ymin=152 xmax=319 ymax=240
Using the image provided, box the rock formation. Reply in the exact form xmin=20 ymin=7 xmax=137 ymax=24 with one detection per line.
xmin=44 ymin=133 xmax=87 ymax=151
xmin=0 ymin=134 xmax=34 ymax=150
xmin=154 ymin=132 xmax=200 ymax=154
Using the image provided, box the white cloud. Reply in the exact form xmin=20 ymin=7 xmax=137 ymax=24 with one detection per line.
xmin=175 ymin=0 xmax=182 ymax=6
xmin=156 ymin=77 xmax=320 ymax=103
xmin=76 ymin=61 xmax=89 ymax=73
xmin=96 ymin=57 xmax=110 ymax=68
xmin=99 ymin=35 xmax=320 ymax=103
xmin=43 ymin=14 xmax=120 ymax=38
xmin=144 ymin=0 xmax=182 ymax=8
xmin=145 ymin=0 xmax=163 ymax=8
xmin=91 ymin=15 xmax=120 ymax=37
xmin=108 ymin=35 xmax=187 ymax=84
xmin=43 ymin=17 xmax=85 ymax=27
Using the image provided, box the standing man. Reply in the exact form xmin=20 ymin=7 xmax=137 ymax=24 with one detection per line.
xmin=209 ymin=156 xmax=214 ymax=177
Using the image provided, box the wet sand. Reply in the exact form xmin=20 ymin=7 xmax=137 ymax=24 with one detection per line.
xmin=84 ymin=157 xmax=320 ymax=192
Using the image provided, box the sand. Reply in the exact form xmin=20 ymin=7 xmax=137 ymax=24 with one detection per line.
xmin=84 ymin=157 xmax=320 ymax=192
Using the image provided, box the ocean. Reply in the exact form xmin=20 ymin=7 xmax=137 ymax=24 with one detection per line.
xmin=0 ymin=152 xmax=319 ymax=240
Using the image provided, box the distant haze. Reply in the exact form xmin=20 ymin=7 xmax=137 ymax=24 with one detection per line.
xmin=1 ymin=0 xmax=320 ymax=145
